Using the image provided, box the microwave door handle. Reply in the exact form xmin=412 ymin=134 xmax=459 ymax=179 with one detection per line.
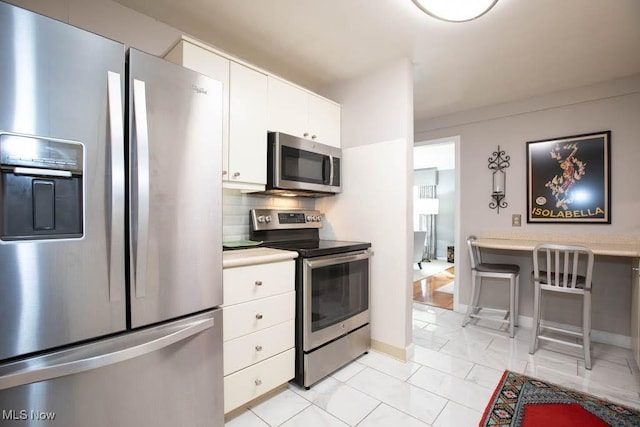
xmin=329 ymin=155 xmax=334 ymax=186
xmin=322 ymin=156 xmax=330 ymax=185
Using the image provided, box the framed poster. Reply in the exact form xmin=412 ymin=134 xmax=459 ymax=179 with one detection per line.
xmin=526 ymin=131 xmax=611 ymax=223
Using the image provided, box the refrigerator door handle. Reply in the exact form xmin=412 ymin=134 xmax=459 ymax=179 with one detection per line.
xmin=107 ymin=71 xmax=125 ymax=302
xmin=132 ymin=78 xmax=150 ymax=298
xmin=0 ymin=317 xmax=214 ymax=391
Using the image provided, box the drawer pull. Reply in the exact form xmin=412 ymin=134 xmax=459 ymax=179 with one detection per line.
xmin=255 ymin=379 xmax=262 ymax=386
xmin=255 ymin=345 xmax=263 ymax=352
xmin=255 ymin=280 xmax=263 ymax=286
xmin=255 ymin=313 xmax=263 ymax=320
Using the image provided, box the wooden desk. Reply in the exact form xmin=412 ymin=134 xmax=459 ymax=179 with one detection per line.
xmin=473 ymin=234 xmax=640 ymax=368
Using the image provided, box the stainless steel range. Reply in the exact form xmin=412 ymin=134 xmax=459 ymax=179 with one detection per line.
xmin=250 ymin=209 xmax=371 ymax=389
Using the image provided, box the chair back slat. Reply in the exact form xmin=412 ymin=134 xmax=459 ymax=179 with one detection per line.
xmin=533 ymin=243 xmax=594 ymax=291
xmin=571 ymin=251 xmax=580 ymax=288
xmin=466 ymin=235 xmax=481 ymax=270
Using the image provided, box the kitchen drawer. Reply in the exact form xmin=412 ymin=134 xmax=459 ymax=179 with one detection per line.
xmin=223 ymin=260 xmax=294 ymax=305
xmin=224 ymin=319 xmax=294 ymax=375
xmin=223 ymin=292 xmax=294 ymax=341
xmin=224 ymin=348 xmax=295 ymax=413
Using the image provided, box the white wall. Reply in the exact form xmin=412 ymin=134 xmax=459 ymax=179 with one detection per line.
xmin=415 ymin=74 xmax=640 ymax=343
xmin=317 ymin=59 xmax=414 ymax=359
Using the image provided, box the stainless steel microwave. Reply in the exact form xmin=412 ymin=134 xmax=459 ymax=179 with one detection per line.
xmin=264 ymin=132 xmax=341 ymax=197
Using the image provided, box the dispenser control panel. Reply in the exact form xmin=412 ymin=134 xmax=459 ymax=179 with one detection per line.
xmin=0 ymin=133 xmax=83 ymax=173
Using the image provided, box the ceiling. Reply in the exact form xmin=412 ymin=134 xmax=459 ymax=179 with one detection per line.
xmin=114 ymin=0 xmax=640 ymax=122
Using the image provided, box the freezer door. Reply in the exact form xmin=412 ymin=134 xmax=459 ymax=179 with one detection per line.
xmin=0 ymin=309 xmax=224 ymax=427
xmin=0 ymin=3 xmax=126 ymax=361
xmin=128 ymin=49 xmax=223 ymax=328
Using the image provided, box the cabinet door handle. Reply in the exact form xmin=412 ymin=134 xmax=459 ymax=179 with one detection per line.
xmin=255 ymin=345 xmax=263 ymax=351
xmin=222 ymin=170 xmax=227 ymax=176
xmin=255 ymin=379 xmax=262 ymax=386
xmin=303 ymin=132 xmax=309 ymax=137
xmin=255 ymin=280 xmax=263 ymax=286
xmin=311 ymin=134 xmax=317 ymax=140
xmin=255 ymin=313 xmax=263 ymax=320
xmin=233 ymin=172 xmax=240 ymax=178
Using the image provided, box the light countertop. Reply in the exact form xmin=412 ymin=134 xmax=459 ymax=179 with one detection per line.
xmin=222 ymin=247 xmax=298 ymax=268
xmin=475 ymin=232 xmax=640 ymax=257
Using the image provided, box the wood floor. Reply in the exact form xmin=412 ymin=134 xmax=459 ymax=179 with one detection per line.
xmin=413 ymin=267 xmax=454 ymax=310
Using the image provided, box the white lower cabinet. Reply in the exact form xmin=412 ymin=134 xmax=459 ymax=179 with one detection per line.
xmin=222 ymin=258 xmax=296 ymax=414
xmin=224 ymin=320 xmax=295 ymax=376
xmin=224 ymin=348 xmax=295 ymax=414
xmin=223 ymin=292 xmax=295 ymax=341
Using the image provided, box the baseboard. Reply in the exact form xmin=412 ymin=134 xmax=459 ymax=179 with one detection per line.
xmin=454 ymin=304 xmax=632 ymax=349
xmin=370 ymin=339 xmax=414 ymax=362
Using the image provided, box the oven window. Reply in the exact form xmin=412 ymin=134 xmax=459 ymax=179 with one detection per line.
xmin=281 ymin=146 xmax=328 ymax=185
xmin=311 ymin=258 xmax=368 ymax=332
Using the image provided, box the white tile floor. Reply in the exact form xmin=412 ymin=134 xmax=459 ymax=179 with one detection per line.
xmin=225 ymin=304 xmax=640 ymax=426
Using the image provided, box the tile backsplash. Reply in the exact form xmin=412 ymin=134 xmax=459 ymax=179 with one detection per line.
xmin=222 ymin=189 xmax=314 ymax=242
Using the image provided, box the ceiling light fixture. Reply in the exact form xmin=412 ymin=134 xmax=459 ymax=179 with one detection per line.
xmin=411 ymin=0 xmax=498 ymax=22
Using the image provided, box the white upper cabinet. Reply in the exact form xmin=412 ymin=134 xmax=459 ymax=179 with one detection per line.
xmin=228 ymin=62 xmax=267 ymax=188
xmin=165 ymin=37 xmax=267 ymax=191
xmin=267 ymin=77 xmax=308 ymax=139
xmin=308 ymin=93 xmax=341 ymax=148
xmin=267 ymin=76 xmax=341 ymax=148
xmin=165 ymin=35 xmax=342 ymax=189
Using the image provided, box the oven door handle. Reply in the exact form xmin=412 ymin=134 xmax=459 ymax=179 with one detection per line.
xmin=304 ymin=249 xmax=371 ymax=269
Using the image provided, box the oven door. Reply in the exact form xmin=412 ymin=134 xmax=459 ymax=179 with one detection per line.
xmin=302 ymin=249 xmax=370 ymax=351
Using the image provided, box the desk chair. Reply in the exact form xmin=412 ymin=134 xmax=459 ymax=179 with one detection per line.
xmin=529 ymin=243 xmax=594 ymax=369
xmin=462 ymin=235 xmax=520 ymax=337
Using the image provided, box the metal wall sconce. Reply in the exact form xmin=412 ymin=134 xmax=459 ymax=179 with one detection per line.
xmin=488 ymin=145 xmax=510 ymax=213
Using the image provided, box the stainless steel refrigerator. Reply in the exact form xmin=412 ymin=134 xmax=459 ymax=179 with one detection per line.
xmin=0 ymin=3 xmax=224 ymax=426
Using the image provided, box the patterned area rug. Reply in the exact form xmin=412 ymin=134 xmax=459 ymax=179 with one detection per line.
xmin=481 ymin=370 xmax=640 ymax=426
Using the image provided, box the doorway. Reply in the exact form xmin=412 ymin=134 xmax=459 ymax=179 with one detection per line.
xmin=412 ymin=139 xmax=456 ymax=310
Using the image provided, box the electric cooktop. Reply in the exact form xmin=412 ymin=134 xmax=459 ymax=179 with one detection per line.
xmin=249 ymin=208 xmax=371 ymax=257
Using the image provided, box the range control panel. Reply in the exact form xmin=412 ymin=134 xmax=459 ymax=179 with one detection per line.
xmin=251 ymin=209 xmax=323 ymax=231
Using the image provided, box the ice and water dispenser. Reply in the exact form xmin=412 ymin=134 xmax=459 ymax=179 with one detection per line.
xmin=0 ymin=133 xmax=84 ymax=240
